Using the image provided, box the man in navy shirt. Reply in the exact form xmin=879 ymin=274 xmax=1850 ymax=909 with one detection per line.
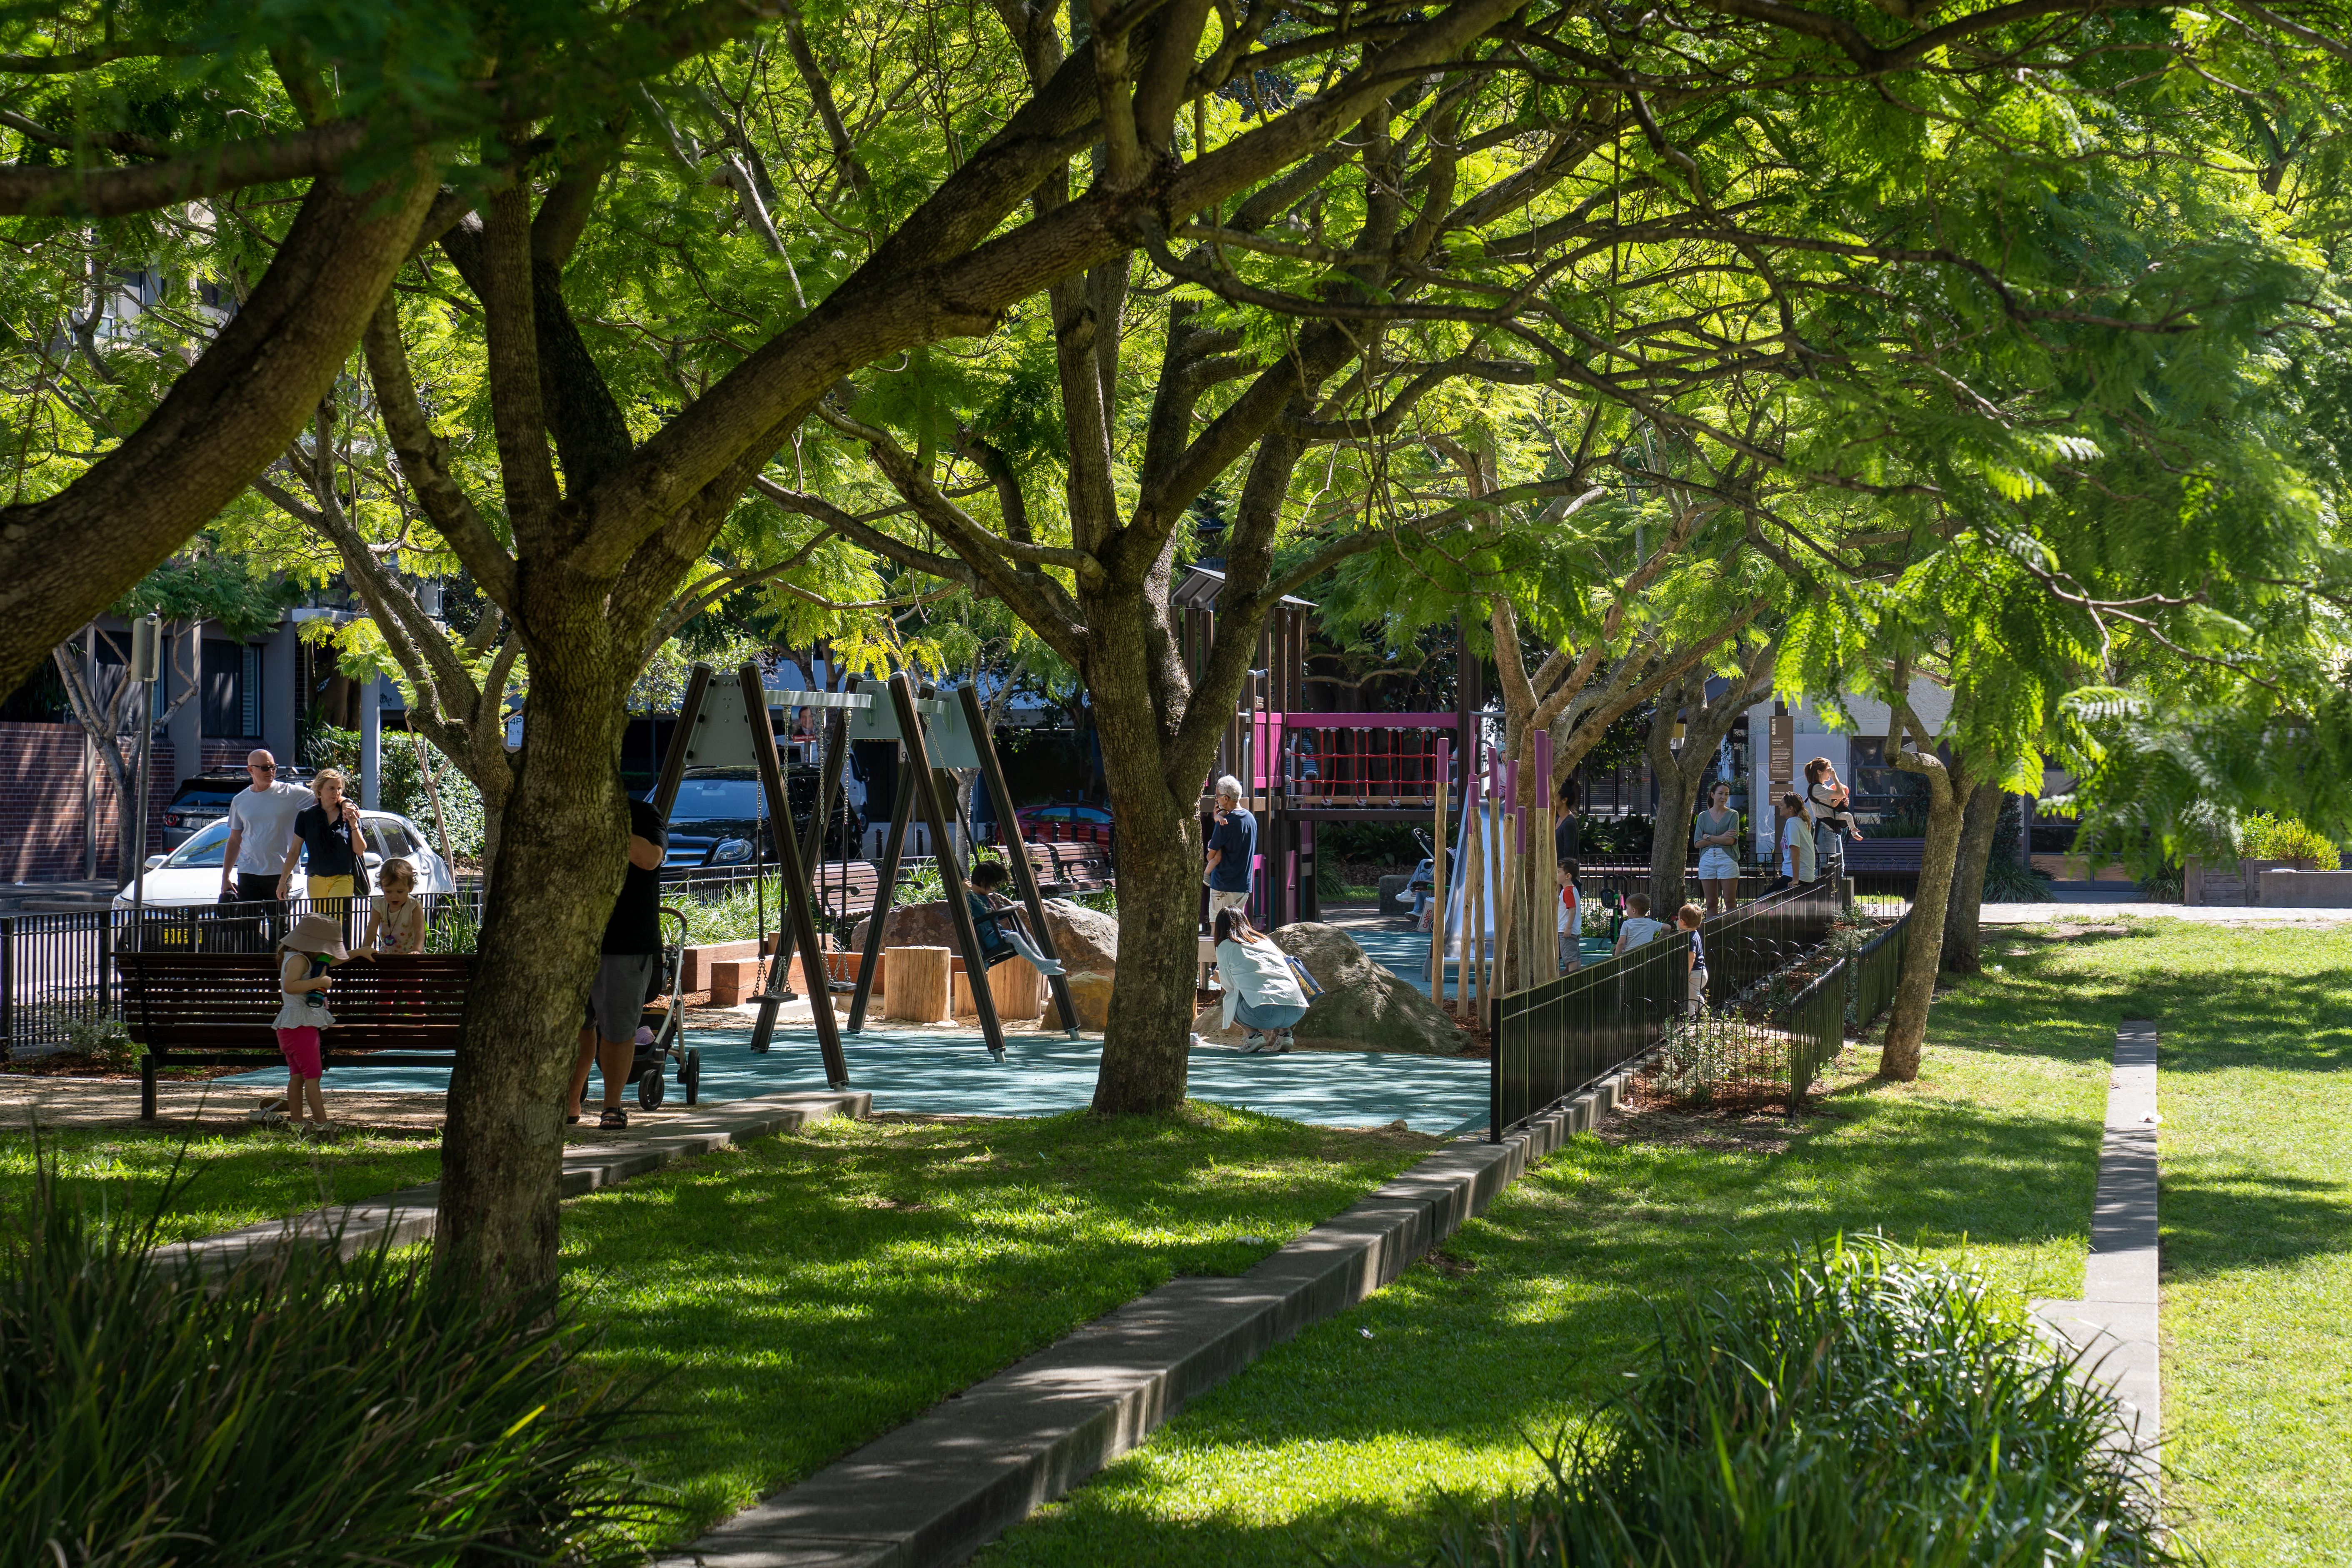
xmin=1203 ymin=774 xmax=1256 ymax=917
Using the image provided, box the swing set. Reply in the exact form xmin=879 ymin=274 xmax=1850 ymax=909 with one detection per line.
xmin=649 ymin=663 xmax=1081 ymax=1091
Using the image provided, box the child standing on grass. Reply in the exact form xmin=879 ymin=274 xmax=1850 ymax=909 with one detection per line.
xmin=270 ymin=912 xmax=347 ymax=1136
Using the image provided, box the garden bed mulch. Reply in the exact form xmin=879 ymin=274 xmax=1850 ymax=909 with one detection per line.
xmin=1609 ymin=1058 xmax=1868 ymax=1155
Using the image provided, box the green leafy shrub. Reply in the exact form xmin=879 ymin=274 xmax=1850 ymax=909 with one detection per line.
xmin=1409 ymin=1238 xmax=2177 ymax=1568
xmin=0 ymin=1158 xmax=661 ymax=1565
xmin=58 ymin=1017 xmax=142 ymax=1068
xmin=2239 ymin=813 xmax=2340 ymax=868
xmin=378 ymin=739 xmax=488 ymax=864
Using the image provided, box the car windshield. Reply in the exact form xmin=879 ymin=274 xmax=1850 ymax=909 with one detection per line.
xmin=170 ymin=782 xmax=244 ymax=807
xmin=670 ymin=777 xmax=764 ymax=822
xmin=162 ymin=819 xmax=232 ymax=867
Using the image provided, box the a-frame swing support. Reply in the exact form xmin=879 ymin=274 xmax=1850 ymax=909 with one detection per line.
xmin=663 ymin=664 xmax=1069 ymax=1072
xmin=840 ymin=675 xmax=1080 ymax=1052
xmin=663 ymin=663 xmax=851 ymax=1087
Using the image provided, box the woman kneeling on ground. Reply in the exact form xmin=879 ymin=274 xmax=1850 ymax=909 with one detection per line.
xmin=1213 ymin=909 xmax=1311 ymax=1054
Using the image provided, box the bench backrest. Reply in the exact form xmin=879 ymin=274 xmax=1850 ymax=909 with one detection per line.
xmin=811 ymin=860 xmax=883 ymax=917
xmin=120 ymin=952 xmax=472 ymax=1056
xmin=1029 ymin=840 xmax=1112 ymax=889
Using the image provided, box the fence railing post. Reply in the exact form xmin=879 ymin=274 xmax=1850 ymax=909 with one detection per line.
xmin=0 ymin=915 xmax=12 ymax=1063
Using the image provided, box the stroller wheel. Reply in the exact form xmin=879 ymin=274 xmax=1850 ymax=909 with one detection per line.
xmin=680 ymin=1047 xmax=702 ymax=1106
xmin=637 ymin=1065 xmax=666 ymax=1111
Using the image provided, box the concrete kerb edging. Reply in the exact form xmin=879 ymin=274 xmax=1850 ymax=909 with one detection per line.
xmin=153 ymin=1091 xmax=870 ymax=1277
xmin=657 ymin=1048 xmax=1662 ymax=1568
xmin=2030 ymin=1019 xmax=2162 ymax=1499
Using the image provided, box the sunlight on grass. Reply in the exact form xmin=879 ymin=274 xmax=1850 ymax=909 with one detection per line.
xmin=980 ymin=933 xmax=2137 ymax=1566
xmin=557 ymin=1102 xmax=1438 ymax=1550
xmin=971 ymin=921 xmax=2350 ymax=1568
xmin=0 ymin=1125 xmax=444 ymax=1242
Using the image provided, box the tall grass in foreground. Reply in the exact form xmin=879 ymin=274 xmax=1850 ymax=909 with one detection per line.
xmin=1414 ymin=1238 xmax=2183 ymax=1568
xmin=0 ymin=1155 xmax=661 ymax=1566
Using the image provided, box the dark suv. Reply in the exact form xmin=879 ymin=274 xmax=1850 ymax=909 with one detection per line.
xmin=158 ymin=770 xmax=313 ymax=849
xmin=638 ymin=767 xmax=859 ymax=870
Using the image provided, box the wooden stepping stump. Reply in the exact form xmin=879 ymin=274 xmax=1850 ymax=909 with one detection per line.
xmin=884 ymin=946 xmax=951 ymax=1023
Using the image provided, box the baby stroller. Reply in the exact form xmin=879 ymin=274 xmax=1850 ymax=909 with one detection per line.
xmin=627 ymin=906 xmax=702 ymax=1108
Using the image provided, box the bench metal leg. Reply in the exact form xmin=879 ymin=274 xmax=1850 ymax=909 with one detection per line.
xmin=140 ymin=1058 xmax=157 ymax=1121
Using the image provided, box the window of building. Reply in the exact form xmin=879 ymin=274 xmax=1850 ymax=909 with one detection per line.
xmin=201 ymin=639 xmax=246 ymax=737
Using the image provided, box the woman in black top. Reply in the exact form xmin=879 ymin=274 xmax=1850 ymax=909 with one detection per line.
xmin=281 ymin=767 xmax=365 ymax=907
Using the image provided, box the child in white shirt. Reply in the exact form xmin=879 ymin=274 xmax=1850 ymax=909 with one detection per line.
xmin=1614 ymin=892 xmax=1668 ymax=958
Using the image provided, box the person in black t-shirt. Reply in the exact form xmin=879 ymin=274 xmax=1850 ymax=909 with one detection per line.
xmin=568 ymin=794 xmax=668 ymax=1129
xmin=1552 ymin=776 xmax=1580 ymax=865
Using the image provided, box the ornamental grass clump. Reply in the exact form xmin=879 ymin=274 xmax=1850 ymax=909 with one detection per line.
xmin=1415 ymin=1238 xmax=2182 ymax=1568
xmin=0 ymin=1154 xmax=662 ymax=1566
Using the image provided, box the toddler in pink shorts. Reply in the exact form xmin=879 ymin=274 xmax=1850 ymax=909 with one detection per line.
xmin=270 ymin=913 xmax=347 ymax=1135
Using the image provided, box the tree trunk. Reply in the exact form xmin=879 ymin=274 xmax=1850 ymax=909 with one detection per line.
xmin=1087 ymin=707 xmax=1202 ymax=1114
xmin=1940 ymin=779 xmax=2003 ymax=976
xmin=113 ymin=730 xmax=150 ymax=889
xmin=1645 ymin=690 xmax=1698 ymax=916
xmin=1881 ymin=740 xmax=1962 ymax=1082
xmin=432 ymin=605 xmax=627 ymax=1293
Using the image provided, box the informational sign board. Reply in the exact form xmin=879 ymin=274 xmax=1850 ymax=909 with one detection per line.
xmin=1768 ymin=713 xmax=1794 ymax=786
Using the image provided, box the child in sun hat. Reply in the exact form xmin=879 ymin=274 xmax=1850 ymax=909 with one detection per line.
xmin=269 ymin=911 xmax=348 ymax=1136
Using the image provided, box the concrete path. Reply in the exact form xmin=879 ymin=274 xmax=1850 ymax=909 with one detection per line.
xmin=154 ymin=1090 xmax=866 ymax=1276
xmin=1983 ymin=902 xmax=2352 ymax=925
xmin=214 ymin=1027 xmax=1493 ymax=1136
xmin=2032 ymin=1020 xmax=2162 ymax=1491
xmin=652 ymin=1054 xmax=1652 ymax=1568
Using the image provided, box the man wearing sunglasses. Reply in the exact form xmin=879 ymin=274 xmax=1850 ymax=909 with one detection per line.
xmin=219 ymin=750 xmax=316 ymax=911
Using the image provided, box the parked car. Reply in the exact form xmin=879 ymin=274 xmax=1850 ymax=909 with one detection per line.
xmin=112 ymin=810 xmax=457 ymax=910
xmin=1015 ymin=801 xmax=1114 ymax=844
xmin=639 ymin=766 xmax=860 ymax=871
xmin=158 ymin=769 xmax=314 ymax=849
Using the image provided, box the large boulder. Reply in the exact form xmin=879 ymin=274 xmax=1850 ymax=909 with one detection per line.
xmin=1037 ymin=899 xmax=1119 ymax=972
xmin=1269 ymin=921 xmax=1467 ymax=1055
xmin=1045 ymin=971 xmax=1116 ymax=1031
xmin=849 ymin=898 xmax=1116 ymax=973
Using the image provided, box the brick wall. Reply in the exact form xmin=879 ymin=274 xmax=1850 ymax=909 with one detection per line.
xmin=0 ymin=723 xmax=175 ymax=883
xmin=199 ymin=738 xmax=263 ymax=772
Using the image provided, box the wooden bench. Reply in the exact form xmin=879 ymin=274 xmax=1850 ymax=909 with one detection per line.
xmin=119 ymin=951 xmax=471 ymax=1119
xmin=810 ymin=860 xmax=884 ymax=930
xmin=1027 ymin=841 xmax=1114 ymax=896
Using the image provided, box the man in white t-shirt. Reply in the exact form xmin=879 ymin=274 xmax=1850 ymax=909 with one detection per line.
xmin=219 ymin=750 xmax=319 ymax=906
xmin=1613 ymin=892 xmax=1668 ymax=959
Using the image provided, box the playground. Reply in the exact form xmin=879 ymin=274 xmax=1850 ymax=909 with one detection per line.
xmin=212 ymin=1022 xmax=1493 ymax=1134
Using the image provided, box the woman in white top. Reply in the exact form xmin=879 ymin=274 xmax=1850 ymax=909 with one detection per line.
xmin=1213 ymin=909 xmax=1311 ymax=1054
xmin=1691 ymin=780 xmax=1742 ymax=916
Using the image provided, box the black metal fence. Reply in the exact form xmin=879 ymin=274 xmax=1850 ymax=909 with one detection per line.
xmin=1490 ymin=879 xmax=1841 ymax=1139
xmin=1853 ymin=911 xmax=1909 ymax=1029
xmin=2 ymin=891 xmax=486 ymax=1059
xmin=1784 ymin=962 xmax=1848 ymax=1113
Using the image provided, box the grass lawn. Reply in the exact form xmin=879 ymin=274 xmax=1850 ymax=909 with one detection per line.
xmin=0 ymin=1124 xmax=445 ymax=1242
xmin=2064 ymin=921 xmax=2352 ymax=1568
xmin=557 ymin=1104 xmax=1438 ymax=1550
xmin=976 ymin=925 xmax=2173 ymax=1567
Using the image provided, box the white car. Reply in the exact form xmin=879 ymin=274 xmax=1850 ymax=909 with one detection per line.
xmin=112 ymin=810 xmax=458 ymax=910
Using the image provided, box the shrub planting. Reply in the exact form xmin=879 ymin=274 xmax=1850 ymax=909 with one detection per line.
xmin=0 ymin=1158 xmax=659 ymax=1566
xmin=1408 ymin=1238 xmax=2177 ymax=1568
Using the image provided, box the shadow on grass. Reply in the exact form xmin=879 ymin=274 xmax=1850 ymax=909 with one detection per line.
xmin=557 ymin=1106 xmax=1441 ymax=1546
xmin=977 ymin=1051 xmax=2109 ymax=1568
